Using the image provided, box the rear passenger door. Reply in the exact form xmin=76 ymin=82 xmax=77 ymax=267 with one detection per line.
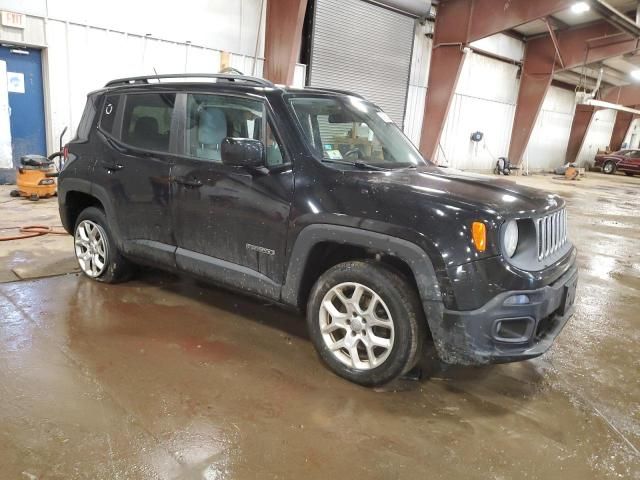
xmin=92 ymin=91 xmax=177 ymax=265
xmin=170 ymin=92 xmax=293 ymax=299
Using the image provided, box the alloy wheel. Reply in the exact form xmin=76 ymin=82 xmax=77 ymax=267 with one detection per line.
xmin=318 ymin=282 xmax=395 ymax=370
xmin=75 ymin=220 xmax=108 ymax=278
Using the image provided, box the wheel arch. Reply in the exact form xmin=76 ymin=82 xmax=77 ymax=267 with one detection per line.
xmin=281 ymin=225 xmax=446 ymax=330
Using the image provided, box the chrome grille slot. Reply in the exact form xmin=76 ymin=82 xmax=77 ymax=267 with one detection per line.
xmin=537 ymin=209 xmax=567 ymax=260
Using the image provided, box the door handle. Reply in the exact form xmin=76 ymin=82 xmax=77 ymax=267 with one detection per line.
xmin=101 ymin=160 xmax=124 ymax=171
xmin=174 ymin=177 xmax=203 ymax=188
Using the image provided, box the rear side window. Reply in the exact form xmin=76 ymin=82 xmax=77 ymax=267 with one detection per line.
xmin=122 ymin=93 xmax=176 ymax=152
xmin=99 ymin=95 xmax=120 ymax=136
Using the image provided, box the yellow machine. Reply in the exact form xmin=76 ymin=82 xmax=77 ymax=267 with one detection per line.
xmin=10 ymin=155 xmax=58 ymax=201
xmin=9 ymin=127 xmax=66 ymax=201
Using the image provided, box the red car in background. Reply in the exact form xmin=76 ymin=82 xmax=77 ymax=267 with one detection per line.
xmin=594 ymin=149 xmax=640 ymax=175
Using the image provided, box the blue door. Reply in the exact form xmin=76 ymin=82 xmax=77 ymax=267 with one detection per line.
xmin=0 ymin=46 xmax=46 ymax=165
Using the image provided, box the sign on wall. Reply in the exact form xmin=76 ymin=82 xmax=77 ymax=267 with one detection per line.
xmin=7 ymin=72 xmax=24 ymax=93
xmin=1 ymin=11 xmax=25 ymax=29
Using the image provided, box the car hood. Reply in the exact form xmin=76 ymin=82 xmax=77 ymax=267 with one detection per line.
xmin=368 ymin=166 xmax=564 ymax=217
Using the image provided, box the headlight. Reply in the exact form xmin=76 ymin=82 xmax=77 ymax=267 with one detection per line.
xmin=503 ymin=220 xmax=519 ymax=257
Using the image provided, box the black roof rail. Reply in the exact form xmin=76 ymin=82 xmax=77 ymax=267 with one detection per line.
xmin=104 ymin=73 xmax=275 ymax=88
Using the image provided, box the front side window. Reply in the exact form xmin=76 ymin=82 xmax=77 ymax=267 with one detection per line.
xmin=121 ymin=93 xmax=176 ymax=152
xmin=185 ymin=94 xmax=264 ymax=162
xmin=288 ymin=95 xmax=425 ymax=168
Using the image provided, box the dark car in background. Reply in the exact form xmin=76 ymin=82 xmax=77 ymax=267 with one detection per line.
xmin=57 ymin=74 xmax=578 ymax=387
xmin=594 ymin=149 xmax=640 ymax=175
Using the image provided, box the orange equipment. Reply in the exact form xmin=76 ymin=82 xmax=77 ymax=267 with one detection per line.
xmin=9 ymin=155 xmax=58 ymax=201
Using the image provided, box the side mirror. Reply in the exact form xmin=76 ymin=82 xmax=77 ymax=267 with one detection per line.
xmin=221 ymin=137 xmax=264 ymax=168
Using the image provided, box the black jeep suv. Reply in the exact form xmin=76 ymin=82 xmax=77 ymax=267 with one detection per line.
xmin=58 ymin=74 xmax=578 ymax=386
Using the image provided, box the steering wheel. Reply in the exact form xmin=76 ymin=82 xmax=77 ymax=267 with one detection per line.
xmin=344 ymin=146 xmax=362 ymax=159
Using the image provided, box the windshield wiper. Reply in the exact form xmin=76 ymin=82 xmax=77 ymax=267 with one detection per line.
xmin=321 ymin=158 xmax=390 ymax=171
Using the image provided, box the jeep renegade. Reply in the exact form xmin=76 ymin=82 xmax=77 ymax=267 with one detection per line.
xmin=58 ymin=74 xmax=578 ymax=386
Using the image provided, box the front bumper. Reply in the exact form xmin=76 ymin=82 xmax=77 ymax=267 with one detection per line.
xmin=432 ymin=263 xmax=578 ymax=365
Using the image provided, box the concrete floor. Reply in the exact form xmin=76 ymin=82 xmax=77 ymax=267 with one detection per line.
xmin=0 ymin=173 xmax=638 ymax=479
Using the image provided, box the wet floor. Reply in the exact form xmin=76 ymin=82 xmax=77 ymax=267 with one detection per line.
xmin=1 ymin=173 xmax=639 ymax=479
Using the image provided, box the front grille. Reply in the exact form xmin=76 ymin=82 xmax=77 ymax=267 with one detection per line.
xmin=536 ymin=209 xmax=567 ymax=260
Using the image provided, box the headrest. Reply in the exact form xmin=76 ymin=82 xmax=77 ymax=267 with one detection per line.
xmin=134 ymin=116 xmax=159 ymax=137
xmin=198 ymin=107 xmax=227 ymax=145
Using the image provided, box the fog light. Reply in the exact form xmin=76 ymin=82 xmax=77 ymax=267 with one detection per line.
xmin=493 ymin=317 xmax=534 ymax=342
xmin=504 ymin=294 xmax=530 ymax=306
xmin=39 ymin=178 xmax=55 ymax=185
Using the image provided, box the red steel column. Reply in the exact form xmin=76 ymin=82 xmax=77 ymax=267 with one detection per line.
xmin=418 ymin=46 xmax=466 ymax=161
xmin=564 ymin=105 xmax=596 ymax=163
xmin=508 ymin=38 xmax=556 ymax=165
xmin=418 ymin=0 xmax=471 ymax=161
xmin=263 ymin=0 xmax=308 ymax=85
xmin=609 ymin=110 xmax=635 ymax=151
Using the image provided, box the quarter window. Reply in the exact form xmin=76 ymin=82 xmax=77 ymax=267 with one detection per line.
xmin=99 ymin=95 xmax=120 ymax=136
xmin=122 ymin=93 xmax=176 ymax=152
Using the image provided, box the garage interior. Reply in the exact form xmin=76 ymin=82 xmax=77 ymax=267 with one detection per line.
xmin=0 ymin=0 xmax=639 ymax=479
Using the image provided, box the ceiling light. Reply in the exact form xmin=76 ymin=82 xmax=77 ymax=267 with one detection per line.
xmin=571 ymin=2 xmax=591 ymax=14
xmin=631 ymin=69 xmax=640 ymax=80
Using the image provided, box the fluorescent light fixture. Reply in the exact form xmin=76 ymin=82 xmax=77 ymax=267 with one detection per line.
xmin=571 ymin=2 xmax=590 ymax=14
xmin=631 ymin=69 xmax=640 ymax=80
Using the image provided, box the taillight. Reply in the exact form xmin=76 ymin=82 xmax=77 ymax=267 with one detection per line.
xmin=63 ymin=145 xmax=69 ymax=161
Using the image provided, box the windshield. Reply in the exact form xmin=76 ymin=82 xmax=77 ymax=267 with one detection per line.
xmin=288 ymin=95 xmax=426 ymax=168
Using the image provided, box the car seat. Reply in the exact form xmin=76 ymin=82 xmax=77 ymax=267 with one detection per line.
xmin=197 ymin=107 xmax=227 ymax=161
xmin=131 ymin=116 xmax=165 ymax=151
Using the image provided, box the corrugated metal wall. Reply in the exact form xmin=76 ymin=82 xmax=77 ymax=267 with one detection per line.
xmin=310 ymin=0 xmax=415 ymax=126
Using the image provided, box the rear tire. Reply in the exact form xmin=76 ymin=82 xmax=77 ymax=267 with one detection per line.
xmin=306 ymin=260 xmax=426 ymax=387
xmin=624 ymin=171 xmax=635 ymax=176
xmin=74 ymin=207 xmax=132 ymax=283
xmin=603 ymin=161 xmax=616 ymax=174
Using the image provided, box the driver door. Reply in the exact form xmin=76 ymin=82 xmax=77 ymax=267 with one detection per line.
xmin=170 ymin=92 xmax=293 ymax=298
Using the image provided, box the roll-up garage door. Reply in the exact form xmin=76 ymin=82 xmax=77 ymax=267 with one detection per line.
xmin=309 ymin=0 xmax=415 ymax=127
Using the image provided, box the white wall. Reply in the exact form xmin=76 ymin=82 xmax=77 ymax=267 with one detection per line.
xmin=434 ymin=51 xmax=520 ymax=170
xmin=576 ymin=108 xmax=616 ymax=167
xmin=0 ymin=0 xmax=266 ymax=152
xmin=1 ymin=0 xmax=265 ymax=56
xmin=523 ymin=86 xmax=576 ymax=172
xmin=403 ymin=21 xmax=431 ymax=145
xmin=623 ymin=118 xmax=640 ymax=149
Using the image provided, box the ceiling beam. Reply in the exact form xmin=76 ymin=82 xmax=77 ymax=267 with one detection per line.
xmin=418 ymin=0 xmax=576 ymax=161
xmin=435 ymin=0 xmax=576 ymax=45
xmin=600 ymin=84 xmax=640 ymax=105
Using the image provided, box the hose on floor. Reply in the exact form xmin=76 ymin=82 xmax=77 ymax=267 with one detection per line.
xmin=0 ymin=225 xmax=68 ymax=242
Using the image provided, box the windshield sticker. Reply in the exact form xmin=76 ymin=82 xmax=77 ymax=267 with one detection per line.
xmin=326 ymin=150 xmax=343 ymax=160
xmin=377 ymin=111 xmax=393 ymax=123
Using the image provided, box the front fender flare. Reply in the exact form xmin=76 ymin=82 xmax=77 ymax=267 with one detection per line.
xmin=281 ymin=224 xmax=444 ymax=321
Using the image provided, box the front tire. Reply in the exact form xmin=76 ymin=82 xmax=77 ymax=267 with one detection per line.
xmin=74 ymin=207 xmax=132 ymax=283
xmin=307 ymin=260 xmax=426 ymax=387
xmin=603 ymin=161 xmax=616 ymax=174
